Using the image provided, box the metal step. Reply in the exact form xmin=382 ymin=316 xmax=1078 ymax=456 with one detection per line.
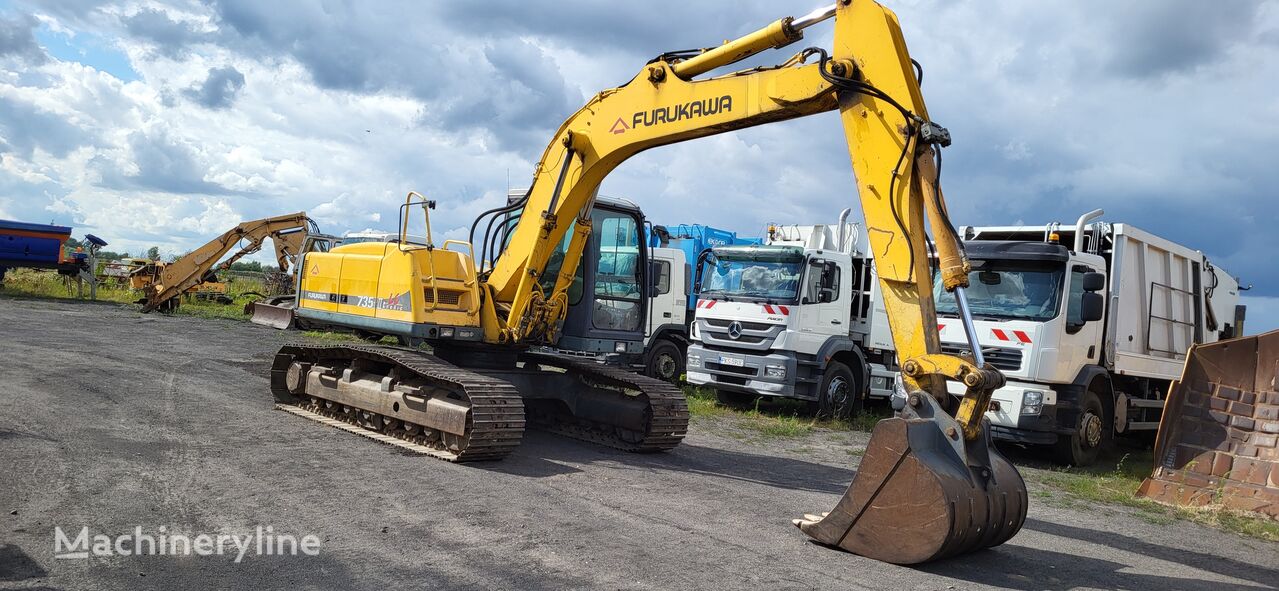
xmin=1127 ymin=398 xmax=1165 ymax=409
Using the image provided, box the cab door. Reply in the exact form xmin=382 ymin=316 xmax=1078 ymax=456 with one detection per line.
xmin=800 ymin=257 xmax=845 ymax=342
xmin=1060 ymin=264 xmax=1105 ymax=373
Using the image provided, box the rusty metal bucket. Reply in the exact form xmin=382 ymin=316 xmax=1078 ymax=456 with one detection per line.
xmin=795 ymin=392 xmax=1026 ymax=564
xmin=1137 ymin=330 xmax=1279 ymax=517
xmin=247 ymin=296 xmax=297 ymax=330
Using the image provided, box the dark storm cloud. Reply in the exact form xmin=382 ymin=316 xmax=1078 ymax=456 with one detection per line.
xmin=210 ymin=0 xmax=439 ymax=93
xmin=98 ymin=129 xmax=231 ymax=195
xmin=184 ymin=65 xmax=246 ymax=109
xmin=0 ymin=96 xmax=90 ymax=158
xmin=425 ymin=37 xmax=580 ymax=151
xmin=1101 ymin=0 xmax=1261 ymax=78
xmin=123 ymin=7 xmax=208 ymax=57
xmin=209 ymin=0 xmax=582 ymax=152
xmin=0 ymin=14 xmax=47 ymax=63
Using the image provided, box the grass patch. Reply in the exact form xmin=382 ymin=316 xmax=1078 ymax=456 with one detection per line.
xmin=299 ymin=330 xmax=401 ymax=345
xmin=1 ymin=267 xmax=266 ymax=323
xmin=1034 ymin=452 xmax=1279 ymax=542
xmin=1 ymin=268 xmax=136 ymax=303
xmin=685 ymin=393 xmax=732 ymax=419
xmin=681 ymin=385 xmax=891 ymax=440
xmin=300 ymin=330 xmax=365 ymax=343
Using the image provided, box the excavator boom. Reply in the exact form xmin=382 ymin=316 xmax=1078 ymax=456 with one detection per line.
xmin=140 ymin=212 xmax=312 ymax=312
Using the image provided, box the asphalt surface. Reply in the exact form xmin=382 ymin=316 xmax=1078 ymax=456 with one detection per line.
xmin=1 ymin=296 xmax=1276 ymax=590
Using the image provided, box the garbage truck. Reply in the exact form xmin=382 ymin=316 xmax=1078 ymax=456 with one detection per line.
xmin=936 ymin=210 xmax=1244 ymax=465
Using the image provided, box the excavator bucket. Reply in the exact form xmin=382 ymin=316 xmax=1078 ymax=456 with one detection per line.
xmin=796 ymin=392 xmax=1027 ymax=564
xmin=247 ymin=296 xmax=297 ymax=330
xmin=1137 ymin=330 xmax=1279 ymax=517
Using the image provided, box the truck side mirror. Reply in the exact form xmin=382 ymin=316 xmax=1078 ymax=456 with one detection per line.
xmin=1081 ymin=291 xmax=1104 ymax=322
xmin=1082 ymin=272 xmax=1105 ymax=292
xmin=818 ymin=290 xmax=833 ymax=304
xmin=821 ymin=261 xmax=838 ymax=289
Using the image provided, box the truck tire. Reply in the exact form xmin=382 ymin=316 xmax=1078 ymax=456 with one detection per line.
xmin=715 ymin=389 xmax=756 ymax=408
xmin=1054 ymin=389 xmax=1108 ymax=466
xmin=818 ymin=361 xmax=863 ymax=420
xmin=644 ymin=340 xmax=684 ymax=383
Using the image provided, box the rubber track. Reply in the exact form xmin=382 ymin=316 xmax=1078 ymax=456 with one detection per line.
xmin=519 ymin=352 xmax=689 ymax=452
xmin=271 ymin=344 xmax=525 ymax=462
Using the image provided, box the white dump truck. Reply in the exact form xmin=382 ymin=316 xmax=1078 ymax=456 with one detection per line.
xmin=685 ymin=211 xmax=898 ymax=418
xmin=935 ymin=211 xmax=1244 ymax=465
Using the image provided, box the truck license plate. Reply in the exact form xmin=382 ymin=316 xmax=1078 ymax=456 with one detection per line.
xmin=719 ymin=356 xmax=745 ymax=367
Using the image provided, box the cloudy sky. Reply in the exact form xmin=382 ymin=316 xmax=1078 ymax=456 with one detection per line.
xmin=1 ymin=0 xmax=1276 ymax=330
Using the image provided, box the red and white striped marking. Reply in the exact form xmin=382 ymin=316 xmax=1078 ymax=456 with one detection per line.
xmin=762 ymin=304 xmax=790 ymax=316
xmin=991 ymin=329 xmax=1032 ymax=344
xmin=696 ymin=299 xmax=717 ymax=309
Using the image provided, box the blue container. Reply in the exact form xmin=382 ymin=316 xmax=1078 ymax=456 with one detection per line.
xmin=647 ymin=224 xmax=761 ymax=311
xmin=0 ymin=219 xmax=72 ymax=268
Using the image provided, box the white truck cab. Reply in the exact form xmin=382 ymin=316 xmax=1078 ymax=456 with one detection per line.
xmin=686 ymin=217 xmax=898 ymax=418
xmin=938 ymin=212 xmax=1244 ymax=465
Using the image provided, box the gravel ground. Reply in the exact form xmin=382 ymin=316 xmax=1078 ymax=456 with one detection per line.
xmin=1 ymin=296 xmax=1276 ymax=590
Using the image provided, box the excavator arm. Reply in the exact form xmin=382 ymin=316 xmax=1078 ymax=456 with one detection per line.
xmin=484 ymin=1 xmax=999 ymax=434
xmin=141 ymin=212 xmax=312 ymax=312
xmin=476 ymin=0 xmax=1025 ymax=562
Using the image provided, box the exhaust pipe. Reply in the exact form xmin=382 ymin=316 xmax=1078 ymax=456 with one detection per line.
xmin=837 ymin=207 xmax=852 ymax=250
xmin=1072 ymin=209 xmax=1104 ymax=253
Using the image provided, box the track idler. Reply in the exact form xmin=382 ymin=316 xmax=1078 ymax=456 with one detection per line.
xmin=795 ymin=392 xmax=1026 ymax=564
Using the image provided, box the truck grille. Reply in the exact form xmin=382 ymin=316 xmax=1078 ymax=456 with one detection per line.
xmin=696 ymin=318 xmax=784 ymax=352
xmin=703 ymin=318 xmax=774 ymax=332
xmin=940 ymin=343 xmax=1023 ymax=372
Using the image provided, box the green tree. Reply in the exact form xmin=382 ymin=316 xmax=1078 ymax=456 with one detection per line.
xmin=146 ymin=246 xmax=161 ymax=261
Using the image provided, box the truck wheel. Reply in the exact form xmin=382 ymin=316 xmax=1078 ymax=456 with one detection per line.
xmin=818 ymin=361 xmax=863 ymax=420
xmin=1054 ymin=389 xmax=1108 ymax=466
xmin=644 ymin=340 xmax=684 ymax=383
xmin=715 ymin=389 xmax=756 ymax=408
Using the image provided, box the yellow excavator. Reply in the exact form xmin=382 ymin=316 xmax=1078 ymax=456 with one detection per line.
xmin=136 ymin=213 xmax=320 ymax=312
xmin=269 ymin=1 xmax=1025 ymax=564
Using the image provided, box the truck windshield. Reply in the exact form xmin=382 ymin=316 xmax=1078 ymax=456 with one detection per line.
xmin=934 ymin=260 xmax=1065 ymax=322
xmin=700 ymin=257 xmax=803 ymax=302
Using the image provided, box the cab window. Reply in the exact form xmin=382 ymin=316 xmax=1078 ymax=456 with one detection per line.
xmin=655 ymin=260 xmax=671 ymax=295
xmin=592 ymin=211 xmax=642 ymax=331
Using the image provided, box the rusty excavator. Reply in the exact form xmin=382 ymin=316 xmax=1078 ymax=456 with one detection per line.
xmin=268 ymin=1 xmax=1027 ymax=564
xmin=135 ymin=213 xmax=332 ymax=313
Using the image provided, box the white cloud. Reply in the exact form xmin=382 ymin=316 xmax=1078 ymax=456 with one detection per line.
xmin=0 ymin=0 xmax=1274 ymax=298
